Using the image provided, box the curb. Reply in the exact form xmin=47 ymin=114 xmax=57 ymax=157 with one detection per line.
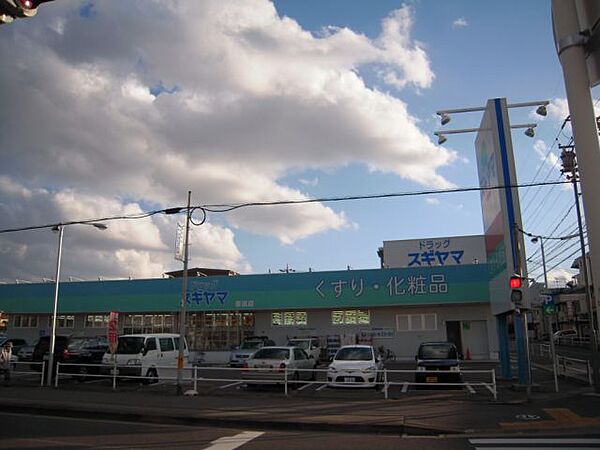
xmin=0 ymin=399 xmax=459 ymax=436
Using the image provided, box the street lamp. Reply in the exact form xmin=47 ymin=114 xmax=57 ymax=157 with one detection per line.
xmin=47 ymin=222 xmax=107 ymax=386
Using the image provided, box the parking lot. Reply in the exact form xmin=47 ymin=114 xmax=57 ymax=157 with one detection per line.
xmin=7 ymin=359 xmax=499 ymax=402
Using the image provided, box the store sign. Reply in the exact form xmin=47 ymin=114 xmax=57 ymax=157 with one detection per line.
xmin=360 ymin=327 xmax=395 ymax=339
xmin=0 ymin=264 xmax=491 ymax=314
xmin=382 ymin=236 xmax=486 ymax=269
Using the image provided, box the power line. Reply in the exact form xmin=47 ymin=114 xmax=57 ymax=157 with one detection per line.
xmin=0 ymin=179 xmax=569 ymax=234
xmin=200 ymin=180 xmax=568 ymax=212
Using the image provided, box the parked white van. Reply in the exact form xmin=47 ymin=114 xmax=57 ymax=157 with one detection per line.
xmin=101 ymin=333 xmax=189 ymax=383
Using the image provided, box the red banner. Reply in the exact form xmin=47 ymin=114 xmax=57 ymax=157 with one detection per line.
xmin=108 ymin=311 xmax=119 ymax=354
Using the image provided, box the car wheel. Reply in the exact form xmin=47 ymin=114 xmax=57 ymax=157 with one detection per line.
xmin=375 ymin=372 xmax=383 ymax=391
xmin=143 ymin=368 xmax=158 ymax=385
xmin=76 ymin=366 xmax=88 ymax=382
xmin=290 ymin=371 xmax=300 ymax=389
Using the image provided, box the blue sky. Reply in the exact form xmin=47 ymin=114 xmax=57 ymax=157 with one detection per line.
xmin=0 ymin=1 xmax=596 ymax=285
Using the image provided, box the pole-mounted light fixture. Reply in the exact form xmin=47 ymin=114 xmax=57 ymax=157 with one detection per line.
xmin=439 ymin=112 xmax=451 ymax=126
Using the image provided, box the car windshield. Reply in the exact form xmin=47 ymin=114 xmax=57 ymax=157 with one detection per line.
xmin=240 ymin=340 xmax=263 ymax=350
xmin=68 ymin=338 xmax=93 ymax=350
xmin=334 ymin=347 xmax=373 ymax=361
xmin=116 ymin=337 xmax=145 ymax=354
xmin=418 ymin=344 xmax=457 ymax=360
xmin=252 ymin=348 xmax=290 ymax=360
xmin=287 ymin=340 xmax=309 ymax=349
xmin=68 ymin=337 xmax=107 ymax=350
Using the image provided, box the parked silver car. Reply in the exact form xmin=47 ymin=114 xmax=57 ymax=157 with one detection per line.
xmin=229 ymin=336 xmax=275 ymax=367
xmin=242 ymin=346 xmax=316 ymax=385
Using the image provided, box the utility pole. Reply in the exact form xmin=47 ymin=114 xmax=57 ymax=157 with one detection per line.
xmin=560 ymin=146 xmax=600 ymax=393
xmin=552 ymin=0 xmax=600 ymax=394
xmin=176 ymin=191 xmax=192 ymax=395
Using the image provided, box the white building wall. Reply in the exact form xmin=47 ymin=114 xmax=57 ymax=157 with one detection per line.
xmin=255 ymin=304 xmax=497 ymax=360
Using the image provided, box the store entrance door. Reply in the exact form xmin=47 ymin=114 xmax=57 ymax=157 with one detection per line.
xmin=445 ymin=321 xmax=463 ymax=355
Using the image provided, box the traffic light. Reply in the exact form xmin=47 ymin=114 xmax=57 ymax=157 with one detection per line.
xmin=510 ymin=274 xmax=523 ymax=306
xmin=0 ymin=0 xmax=54 ymax=23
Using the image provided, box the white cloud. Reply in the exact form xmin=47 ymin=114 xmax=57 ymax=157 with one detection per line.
xmin=0 ymin=179 xmax=250 ymax=281
xmin=546 ymin=268 xmax=575 ymax=288
xmin=532 ymin=139 xmax=559 ymax=169
xmin=452 ymin=17 xmax=468 ymax=28
xmin=425 ymin=197 xmax=440 ymax=205
xmin=0 ymin=0 xmax=453 ymax=278
xmin=299 ymin=177 xmax=319 ymax=187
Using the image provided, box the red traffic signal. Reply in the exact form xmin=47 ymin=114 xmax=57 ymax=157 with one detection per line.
xmin=509 ymin=275 xmax=522 ymax=289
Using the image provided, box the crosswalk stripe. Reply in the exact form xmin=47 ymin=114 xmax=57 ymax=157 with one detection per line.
xmin=205 ymin=431 xmax=264 ymax=450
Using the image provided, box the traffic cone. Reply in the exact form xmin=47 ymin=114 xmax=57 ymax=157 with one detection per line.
xmin=465 ymin=348 xmax=471 ymax=360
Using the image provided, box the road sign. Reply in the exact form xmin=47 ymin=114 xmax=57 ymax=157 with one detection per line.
xmin=542 ymin=295 xmax=556 ymax=315
xmin=108 ymin=311 xmax=119 ymax=353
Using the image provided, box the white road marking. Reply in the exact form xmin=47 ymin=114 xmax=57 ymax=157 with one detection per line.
xmin=465 ymin=382 xmax=475 ymax=394
xmin=472 ymin=447 xmax=598 ymax=450
xmin=316 ymin=383 xmax=328 ymax=391
xmin=470 ymin=438 xmax=600 ymax=444
xmin=219 ymin=381 xmax=243 ymax=389
xmin=204 ymin=431 xmax=264 ymax=450
xmin=401 ymin=382 xmax=409 ymax=393
xmin=297 ymin=382 xmax=315 ymax=391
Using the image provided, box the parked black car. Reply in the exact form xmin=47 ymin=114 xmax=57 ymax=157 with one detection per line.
xmin=31 ymin=335 xmax=70 ymax=377
xmin=61 ymin=336 xmax=109 ymax=380
xmin=31 ymin=335 xmax=108 ymax=381
xmin=415 ymin=342 xmax=462 ymax=388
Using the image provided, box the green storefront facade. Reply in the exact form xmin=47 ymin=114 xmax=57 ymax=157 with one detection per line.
xmin=0 ymin=264 xmax=497 ymax=360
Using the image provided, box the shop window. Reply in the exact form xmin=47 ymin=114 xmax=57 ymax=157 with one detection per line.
xmin=122 ymin=314 xmax=174 ymax=335
xmin=396 ymin=313 xmax=437 ymax=332
xmin=47 ymin=315 xmax=74 ymax=328
xmin=332 ymin=310 xmax=370 ymax=325
xmin=396 ymin=315 xmax=409 ymax=332
xmin=186 ymin=312 xmax=255 ymax=351
xmin=13 ymin=314 xmax=38 ymax=328
xmin=85 ymin=315 xmax=109 ymax=328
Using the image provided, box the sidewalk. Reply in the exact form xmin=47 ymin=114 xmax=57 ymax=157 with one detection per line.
xmin=1 ymin=376 xmax=598 ymax=436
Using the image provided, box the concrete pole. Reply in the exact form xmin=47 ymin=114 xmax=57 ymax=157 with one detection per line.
xmin=552 ymin=0 xmax=600 ymax=393
xmin=176 ymin=191 xmax=192 ymax=395
xmin=47 ymin=225 xmax=64 ymax=387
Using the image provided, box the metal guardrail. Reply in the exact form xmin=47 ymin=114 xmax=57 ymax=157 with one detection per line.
xmin=9 ymin=361 xmax=45 ymax=386
xmin=556 ymin=355 xmax=593 ymax=386
xmin=529 ymin=343 xmax=592 ymax=387
xmin=54 ymin=363 xmax=497 ymax=400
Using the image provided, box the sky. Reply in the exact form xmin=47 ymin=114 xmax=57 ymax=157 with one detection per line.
xmin=0 ymin=0 xmax=598 ymax=286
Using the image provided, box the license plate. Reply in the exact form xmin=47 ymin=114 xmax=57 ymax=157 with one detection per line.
xmin=110 ymin=368 xmax=119 ymax=375
xmin=426 ymin=376 xmax=438 ymax=383
xmin=344 ymin=377 xmax=354 ymax=383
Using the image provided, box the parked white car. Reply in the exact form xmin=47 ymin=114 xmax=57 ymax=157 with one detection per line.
xmin=327 ymin=345 xmax=383 ymax=389
xmin=286 ymin=337 xmax=321 ymax=362
xmin=553 ymin=329 xmax=577 ymax=340
xmin=101 ymin=333 xmax=189 ymax=383
xmin=242 ymin=346 xmax=316 ymax=385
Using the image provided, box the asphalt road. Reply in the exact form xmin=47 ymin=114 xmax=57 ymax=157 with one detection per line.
xmin=2 ymin=412 xmax=600 ymax=450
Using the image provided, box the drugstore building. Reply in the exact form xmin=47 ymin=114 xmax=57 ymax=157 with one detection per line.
xmin=0 ymin=237 xmax=497 ymax=362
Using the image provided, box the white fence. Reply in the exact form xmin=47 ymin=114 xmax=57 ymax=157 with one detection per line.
xmin=531 ymin=343 xmax=592 ymax=386
xmin=9 ymin=361 xmax=45 ymax=386
xmin=54 ymin=362 xmax=497 ymax=400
